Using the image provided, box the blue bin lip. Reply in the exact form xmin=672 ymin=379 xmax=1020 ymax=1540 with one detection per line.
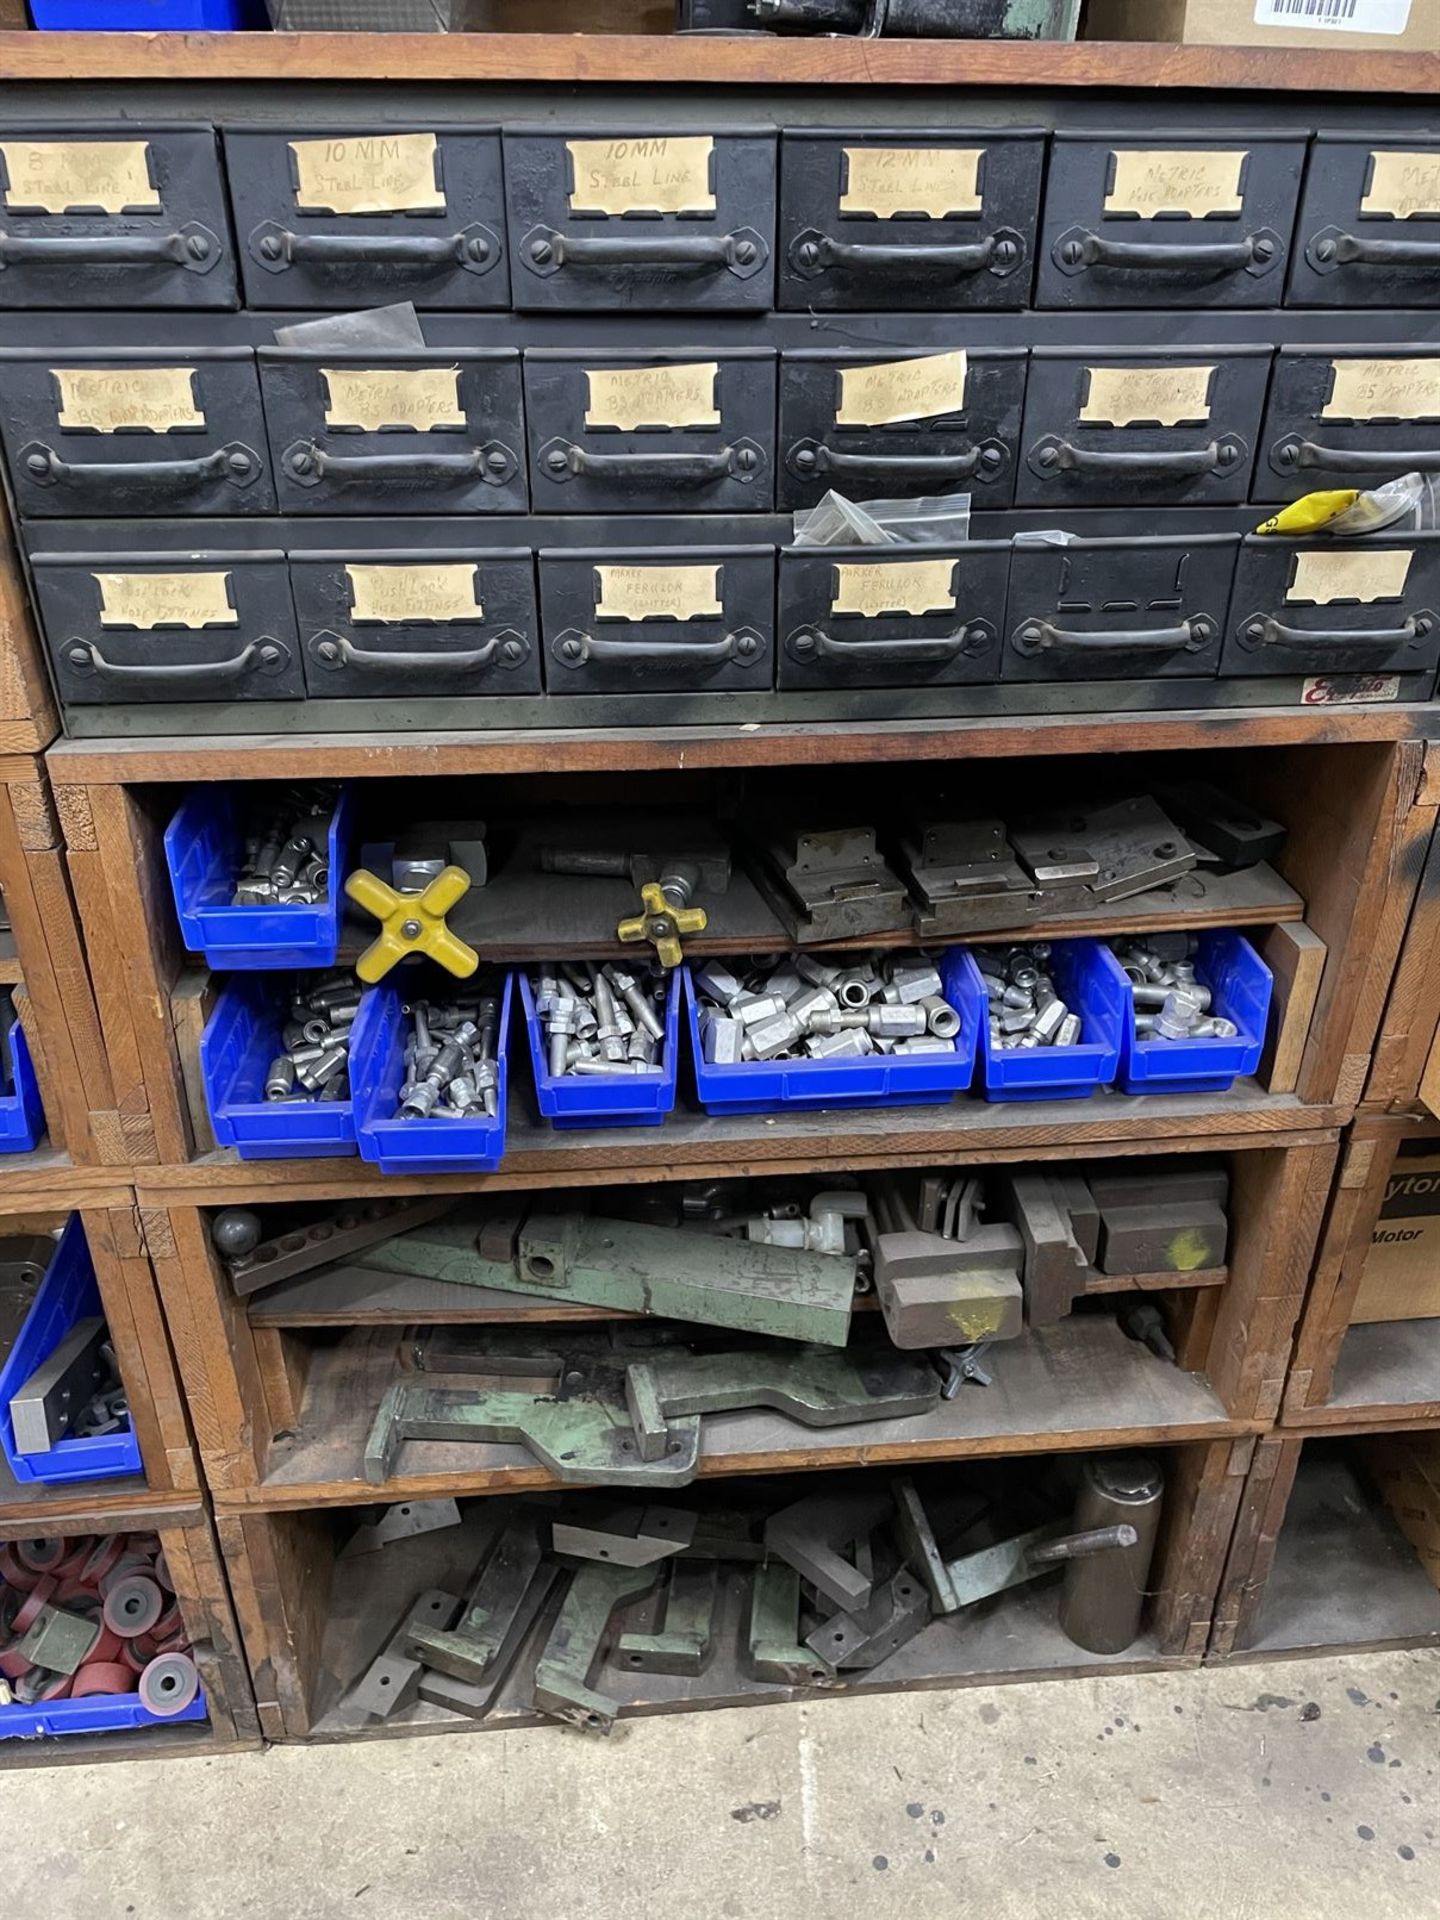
xmin=520 ymin=968 xmax=679 ymax=1122
xmin=0 ymin=997 xmax=46 ymax=1150
xmin=1114 ymin=929 xmax=1271 ymax=1092
xmin=352 ymin=971 xmax=513 ymax=1173
xmin=955 ymin=941 xmax=1126 ymax=1098
xmin=0 ymin=1682 xmax=208 ymax=1741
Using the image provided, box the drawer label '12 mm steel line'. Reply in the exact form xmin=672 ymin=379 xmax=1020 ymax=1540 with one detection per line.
xmin=320 ymin=367 xmax=464 ymax=432
xmin=0 ymin=139 xmax=158 ymax=213
xmin=566 ymin=137 xmax=715 ymax=216
xmin=838 ymin=147 xmax=983 ymax=220
xmin=346 ymin=563 xmax=483 ymax=624
xmin=52 ymin=366 xmax=204 ymax=433
xmin=289 ymin=133 xmax=445 ymax=214
xmin=1104 ymin=150 xmax=1246 ymax=218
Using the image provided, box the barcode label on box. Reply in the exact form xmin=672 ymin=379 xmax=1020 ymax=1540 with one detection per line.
xmin=1253 ymin=0 xmax=1413 ymax=33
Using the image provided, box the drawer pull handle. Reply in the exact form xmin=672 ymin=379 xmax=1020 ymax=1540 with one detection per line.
xmin=540 ymin=439 xmax=761 ymax=488
xmin=787 ymin=439 xmax=1007 ymax=485
xmin=786 ymin=623 xmax=993 ymax=664
xmin=62 ymin=637 xmax=292 ymax=683
xmin=282 ymin=439 xmax=516 ymax=489
xmin=1269 ymin=436 xmax=1440 ymax=477
xmin=552 ymin=627 xmax=764 ymax=670
xmin=248 ymin=222 xmax=498 ymax=276
xmin=20 ymin=440 xmax=261 ymax=496
xmin=1012 ymin=616 xmax=1214 ymax=658
xmin=308 ymin=629 xmax=530 ymax=674
xmin=522 ymin=225 xmax=768 ymax=280
xmin=1052 ymin=225 xmax=1280 ymax=278
xmin=1237 ymin=610 xmax=1434 ymax=652
xmin=0 ymin=223 xmax=221 ymax=274
xmin=1306 ymin=226 xmax=1440 ymax=275
xmin=1028 ymin=435 xmax=1245 ymax=480
xmin=788 ymin=227 xmax=1024 ymax=281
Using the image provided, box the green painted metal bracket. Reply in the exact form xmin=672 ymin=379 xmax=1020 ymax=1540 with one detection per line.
xmin=533 ymin=1560 xmax=661 ymax=1734
xmin=616 ymin=1560 xmax=719 ymax=1676
xmin=746 ymin=1561 xmax=838 ymax=1687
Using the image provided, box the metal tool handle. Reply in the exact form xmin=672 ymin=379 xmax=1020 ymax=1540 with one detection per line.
xmin=1237 ymin=610 xmax=1433 ymax=652
xmin=789 ymin=228 xmax=1019 ymax=280
xmin=786 ymin=622 xmax=989 ymax=664
xmin=251 ymin=227 xmax=493 ymax=270
xmin=308 ymin=628 xmax=528 ymax=673
xmin=788 ymin=439 xmax=1002 ymax=484
xmin=282 ymin=440 xmax=511 ymax=487
xmin=1054 ymin=227 xmax=1276 ymax=275
xmin=551 ymin=627 xmax=762 ymax=668
xmin=1012 ymin=615 xmax=1213 ymax=657
xmin=1030 ymin=435 xmax=1242 ymax=479
xmin=1270 ymin=436 xmax=1440 ymax=476
xmin=63 ymin=637 xmax=292 ymax=683
xmin=527 ymin=229 xmax=761 ymax=275
xmin=543 ymin=441 xmax=757 ymax=488
xmin=0 ymin=227 xmax=217 ymax=271
xmin=20 ymin=440 xmax=259 ymax=494
xmin=1311 ymin=228 xmax=1440 ymax=272
xmin=1027 ymin=1523 xmax=1139 ymax=1566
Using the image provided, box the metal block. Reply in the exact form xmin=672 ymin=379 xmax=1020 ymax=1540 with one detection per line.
xmin=1005 ymin=1172 xmax=1090 ymax=1327
xmin=1097 ymin=1199 xmax=1229 ymax=1277
xmin=17 ymin=1604 xmax=100 ymax=1676
xmin=616 ymin=1560 xmax=719 ymax=1675
xmin=408 ymin=1518 xmax=547 ymax=1684
xmin=347 ymin=1589 xmax=461 ymax=1720
xmin=8 ymin=1314 xmax=108 ymax=1454
xmin=533 ymin=1560 xmax=661 ymax=1733
xmin=746 ymin=1560 xmax=837 ymax=1686
xmin=764 ymin=1487 xmax=892 ymax=1610
xmin=749 ymin=824 xmax=910 ymax=942
xmin=805 ymin=1567 xmax=932 ymax=1671
xmin=342 ymin=1498 xmax=462 ymax=1557
xmin=552 ymin=1504 xmax=699 ymax=1568
xmin=874 ymin=1256 xmax=1024 ymax=1351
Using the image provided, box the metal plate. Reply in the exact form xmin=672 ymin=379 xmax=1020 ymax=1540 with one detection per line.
xmin=1222 ymin=532 xmax=1440 ymax=680
xmin=778 ymin=347 xmax=1025 ymax=511
xmin=1016 ymin=347 xmax=1271 ymax=507
xmin=524 ymin=347 xmax=776 ymax=514
xmin=1257 ymin=346 xmax=1440 ymax=502
xmin=1002 ymin=533 xmax=1236 ymax=683
xmin=1034 ymin=132 xmax=1305 ymax=311
xmin=777 ymin=127 xmax=1043 ymax=313
xmin=504 ymin=128 xmax=776 ymax=313
xmin=223 ymin=125 xmax=508 ymax=311
xmin=1289 ymin=134 xmax=1440 ymax=310
xmin=0 ymin=122 xmax=237 ymax=310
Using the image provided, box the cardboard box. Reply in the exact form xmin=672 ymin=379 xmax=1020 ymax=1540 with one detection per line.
xmin=1085 ymin=0 xmax=1438 ymax=53
xmin=1363 ymin=1433 xmax=1440 ymax=1593
xmin=1351 ymin=1149 xmax=1440 ymax=1324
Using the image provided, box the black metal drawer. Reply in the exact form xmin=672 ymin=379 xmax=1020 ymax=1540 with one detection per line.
xmin=1002 ymin=533 xmax=1236 ymax=684
xmin=778 ymin=540 xmax=1007 ymax=691
xmin=779 ymin=347 xmax=1024 ymax=512
xmin=257 ymin=348 xmax=526 ymax=515
xmin=524 ymin=348 xmax=776 ymax=513
xmin=776 ymin=128 xmax=1043 ymax=312
xmin=1034 ymin=133 xmax=1304 ymax=310
xmin=0 ymin=123 xmax=236 ymax=310
xmin=28 ymin=546 xmax=302 ymax=706
xmin=291 ymin=545 xmax=541 ymax=699
xmin=1290 ymin=135 xmax=1440 ymax=308
xmin=505 ymin=130 xmax=776 ymax=312
xmin=1016 ymin=347 xmax=1270 ymax=508
xmin=539 ymin=545 xmax=774 ymax=694
xmin=0 ymin=346 xmax=272 ymax=518
xmin=1258 ymin=347 xmax=1440 ymax=501
xmin=223 ymin=126 xmax=507 ymax=311
xmin=1223 ymin=532 xmax=1440 ymax=680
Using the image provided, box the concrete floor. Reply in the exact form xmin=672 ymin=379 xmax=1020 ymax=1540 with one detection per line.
xmin=2 ymin=1648 xmax=1436 ymax=1919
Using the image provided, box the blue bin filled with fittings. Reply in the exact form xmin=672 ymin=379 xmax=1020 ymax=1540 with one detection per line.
xmin=946 ymin=941 xmax=1127 ymax=1103
xmin=351 ymin=972 xmax=513 ymax=1176
xmin=164 ymin=783 xmax=355 ymax=970
xmin=0 ymin=1217 xmax=142 ymax=1486
xmin=520 ymin=968 xmax=680 ymax=1130
xmin=0 ymin=1682 xmax=209 ymax=1742
xmin=1114 ymin=930 xmax=1273 ymax=1096
xmin=30 ymin=0 xmax=262 ymax=25
xmin=683 ymin=954 xmax=980 ymax=1116
xmin=200 ymin=973 xmax=359 ymax=1160
xmin=0 ymin=994 xmax=45 ymax=1153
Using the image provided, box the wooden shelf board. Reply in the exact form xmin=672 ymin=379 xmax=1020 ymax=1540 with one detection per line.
xmin=0 ymin=1450 xmax=202 ymax=1540
xmin=45 ymin=704 xmax=1440 ymax=786
xmin=230 ymin=1314 xmax=1252 ymax=1513
xmin=1281 ymin=1317 xmax=1440 ymax=1432
xmin=142 ymin=1087 xmax=1340 ymax=1207
xmin=0 ymin=929 xmax=20 ymax=985
xmin=0 ymin=1719 xmax=241 ymax=1771
xmin=0 ymin=1151 xmax=132 ymax=1212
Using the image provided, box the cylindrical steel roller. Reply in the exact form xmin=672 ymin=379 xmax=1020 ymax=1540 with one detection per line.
xmin=1058 ymin=1455 xmax=1164 ymax=1655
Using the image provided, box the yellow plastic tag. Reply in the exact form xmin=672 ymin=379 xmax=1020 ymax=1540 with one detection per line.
xmin=1253 ymin=491 xmax=1360 ymax=536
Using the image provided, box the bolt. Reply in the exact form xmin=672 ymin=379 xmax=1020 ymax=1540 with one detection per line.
xmin=187 ymin=233 xmax=211 ymax=259
xmin=259 ymin=234 xmax=284 ymax=260
xmin=731 ymin=238 xmax=757 ymax=266
xmin=529 ymin=238 xmax=554 ymax=266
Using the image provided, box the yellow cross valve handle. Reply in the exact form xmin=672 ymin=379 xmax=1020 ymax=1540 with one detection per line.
xmin=616 ymin=881 xmax=708 ymax=971
xmin=344 ymin=865 xmax=480 ymax=984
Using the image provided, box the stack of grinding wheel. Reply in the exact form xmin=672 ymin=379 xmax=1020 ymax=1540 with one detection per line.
xmin=0 ymin=1531 xmax=201 ymax=1718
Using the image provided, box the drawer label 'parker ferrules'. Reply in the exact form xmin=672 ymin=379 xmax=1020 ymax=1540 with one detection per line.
xmin=1288 ymin=549 xmax=1414 ymax=606
xmin=53 ymin=366 xmax=204 ymax=434
xmin=94 ymin=571 xmax=237 ymax=630
xmin=832 ymin=558 xmax=958 ymax=618
xmin=566 ymin=137 xmax=716 ymax=216
xmin=595 ymin=563 xmax=721 ymax=622
xmin=835 ymin=350 xmax=967 ymax=429
xmin=1104 ymin=149 xmax=1246 ymax=218
xmin=289 ymin=132 xmax=445 ymax=215
xmin=838 ymin=147 xmax=983 ymax=220
xmin=0 ymin=139 xmax=159 ymax=214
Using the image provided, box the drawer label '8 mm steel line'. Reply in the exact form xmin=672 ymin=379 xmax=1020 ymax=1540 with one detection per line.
xmin=0 ymin=139 xmax=159 ymax=213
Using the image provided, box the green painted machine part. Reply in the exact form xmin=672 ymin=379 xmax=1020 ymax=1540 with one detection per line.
xmin=746 ymin=1561 xmax=838 ymax=1687
xmin=616 ymin=1560 xmax=720 ymax=1676
xmin=406 ymin=1519 xmax=547 ymax=1685
xmin=533 ymin=1560 xmax=661 ymax=1734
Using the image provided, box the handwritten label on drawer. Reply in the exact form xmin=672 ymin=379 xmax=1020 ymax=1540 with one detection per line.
xmin=839 ymin=147 xmax=982 ymax=219
xmin=0 ymin=140 xmax=158 ymax=214
xmin=94 ymin=571 xmax=236 ymax=629
xmin=289 ymin=133 xmax=444 ymax=215
xmin=584 ymin=361 xmax=719 ymax=431
xmin=595 ymin=563 xmax=721 ymax=621
xmin=1079 ymin=364 xmax=1214 ymax=428
xmin=835 ymin=351 xmax=967 ymax=429
xmin=567 ymin=137 xmax=715 ymax=216
xmin=347 ymin=563 xmax=482 ymax=624
xmin=1322 ymin=358 xmax=1440 ymax=421
xmin=1104 ymin=149 xmax=1246 ymax=218
xmin=53 ymin=366 xmax=202 ymax=434
xmin=1288 ymin=548 xmax=1413 ymax=605
xmin=832 ymin=558 xmax=957 ymax=618
xmin=321 ymin=366 xmax=464 ymax=432
xmin=1361 ymin=151 xmax=1440 ymax=221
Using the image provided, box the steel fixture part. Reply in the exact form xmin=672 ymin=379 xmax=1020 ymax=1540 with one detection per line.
xmin=764 ymin=1487 xmax=893 ymax=1609
xmin=746 ymin=1560 xmax=839 ymax=1686
xmin=348 ymin=1590 xmax=462 ymax=1721
xmin=533 ymin=1560 xmax=661 ymax=1734
xmin=1059 ymin=1455 xmax=1165 ymax=1655
xmin=616 ymin=1560 xmax=719 ymax=1676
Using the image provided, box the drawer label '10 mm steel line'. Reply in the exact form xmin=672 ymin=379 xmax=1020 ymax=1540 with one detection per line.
xmin=835 ymin=350 xmax=967 ymax=429
xmin=346 ymin=563 xmax=483 ymax=624
xmin=320 ymin=366 xmax=464 ymax=432
xmin=838 ymin=147 xmax=983 ymax=220
xmin=1288 ymin=548 xmax=1414 ymax=604
xmin=1104 ymin=150 xmax=1246 ymax=218
xmin=583 ymin=361 xmax=720 ymax=431
xmin=289 ymin=133 xmax=445 ymax=215
xmin=0 ymin=139 xmax=158 ymax=213
xmin=566 ymin=137 xmax=715 ymax=216
xmin=52 ymin=366 xmax=203 ymax=433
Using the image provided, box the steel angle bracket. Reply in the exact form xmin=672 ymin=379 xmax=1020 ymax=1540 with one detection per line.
xmin=407 ymin=1519 xmax=548 ymax=1685
xmin=763 ymin=1487 xmax=893 ymax=1610
xmin=418 ymin=1562 xmax=561 ymax=1721
xmin=533 ymin=1560 xmax=662 ymax=1734
xmin=552 ymin=1504 xmax=699 ymax=1567
xmin=342 ymin=1498 xmax=462 ymax=1558
xmin=805 ymin=1568 xmax=932 ymax=1672
xmin=745 ymin=823 xmax=912 ymax=944
xmin=747 ymin=1561 xmax=838 ymax=1687
xmin=347 ymin=1589 xmax=462 ymax=1721
xmin=616 ymin=1560 xmax=719 ymax=1676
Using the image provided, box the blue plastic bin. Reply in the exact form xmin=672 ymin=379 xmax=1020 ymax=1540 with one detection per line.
xmin=0 ymin=1685 xmax=208 ymax=1742
xmin=200 ymin=974 xmax=358 ymax=1160
xmin=1116 ymin=930 xmax=1273 ymax=1096
xmin=164 ymin=784 xmax=355 ymax=970
xmin=519 ymin=970 xmax=680 ymax=1130
xmin=30 ymin=0 xmax=260 ymax=28
xmin=0 ymin=998 xmax=45 ymax=1154
xmin=683 ymin=961 xmax=980 ymax=1116
xmin=351 ymin=974 xmax=513 ymax=1176
xmin=0 ymin=1217 xmax=142 ymax=1486
xmin=947 ymin=941 xmax=1127 ymax=1103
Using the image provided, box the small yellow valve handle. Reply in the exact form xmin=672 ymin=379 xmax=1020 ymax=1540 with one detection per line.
xmin=616 ymin=880 xmax=708 ymax=971
xmin=345 ymin=864 xmax=479 ymax=984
